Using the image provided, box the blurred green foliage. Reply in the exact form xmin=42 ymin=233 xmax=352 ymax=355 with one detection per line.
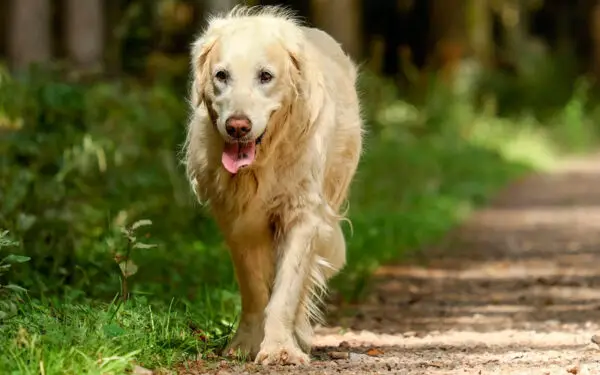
xmin=0 ymin=67 xmax=233 ymax=303
xmin=0 ymin=230 xmax=30 ymax=321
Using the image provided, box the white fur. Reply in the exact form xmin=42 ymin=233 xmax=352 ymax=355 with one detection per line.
xmin=184 ymin=5 xmax=364 ymax=366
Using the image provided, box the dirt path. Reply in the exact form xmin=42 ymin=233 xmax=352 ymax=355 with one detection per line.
xmin=190 ymin=154 xmax=600 ymax=375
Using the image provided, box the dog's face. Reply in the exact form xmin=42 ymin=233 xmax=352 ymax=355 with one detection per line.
xmin=193 ymin=22 xmax=301 ymax=174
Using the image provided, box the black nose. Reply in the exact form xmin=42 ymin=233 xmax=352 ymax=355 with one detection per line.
xmin=225 ymin=115 xmax=252 ymax=138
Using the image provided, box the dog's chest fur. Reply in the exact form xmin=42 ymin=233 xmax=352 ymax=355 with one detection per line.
xmin=210 ymin=168 xmax=280 ymax=246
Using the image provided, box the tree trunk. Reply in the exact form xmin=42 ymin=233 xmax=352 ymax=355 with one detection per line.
xmin=65 ymin=0 xmax=104 ymax=72
xmin=8 ymin=0 xmax=52 ymax=71
xmin=311 ymin=0 xmax=363 ymax=61
xmin=429 ymin=0 xmax=468 ymax=79
xmin=104 ymin=0 xmax=123 ymax=76
xmin=498 ymin=0 xmax=529 ymax=68
xmin=0 ymin=1 xmax=7 ymax=58
xmin=591 ymin=0 xmax=600 ymax=80
xmin=467 ymin=0 xmax=492 ymax=66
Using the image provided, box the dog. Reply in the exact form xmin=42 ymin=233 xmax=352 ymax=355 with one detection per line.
xmin=183 ymin=5 xmax=363 ymax=365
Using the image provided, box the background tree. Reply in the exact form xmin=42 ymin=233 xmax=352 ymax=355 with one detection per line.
xmin=591 ymin=0 xmax=600 ymax=79
xmin=467 ymin=0 xmax=493 ymax=66
xmin=8 ymin=0 xmax=51 ymax=71
xmin=311 ymin=0 xmax=363 ymax=61
xmin=65 ymin=0 xmax=105 ymax=73
xmin=429 ymin=0 xmax=468 ymax=81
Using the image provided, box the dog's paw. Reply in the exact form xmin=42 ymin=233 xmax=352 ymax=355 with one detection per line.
xmin=254 ymin=342 xmax=310 ymax=366
xmin=223 ymin=325 xmax=263 ymax=360
xmin=223 ymin=342 xmax=255 ymax=361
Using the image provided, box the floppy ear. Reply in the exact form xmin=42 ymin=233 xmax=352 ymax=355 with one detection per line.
xmin=189 ymin=35 xmax=217 ymax=108
xmin=190 ymin=16 xmax=229 ymax=108
xmin=286 ymin=43 xmax=325 ymax=128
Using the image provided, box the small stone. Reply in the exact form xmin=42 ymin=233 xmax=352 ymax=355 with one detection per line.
xmin=243 ymin=363 xmax=259 ymax=373
xmin=328 ymin=351 xmax=349 ymax=360
xmin=348 ymin=353 xmax=369 ymax=363
xmin=338 ymin=340 xmax=351 ymax=349
xmin=567 ymin=365 xmax=579 ymax=374
xmin=591 ymin=334 xmax=600 ymax=345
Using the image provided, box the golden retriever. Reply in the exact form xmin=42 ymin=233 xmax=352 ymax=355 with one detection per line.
xmin=183 ymin=5 xmax=363 ymax=365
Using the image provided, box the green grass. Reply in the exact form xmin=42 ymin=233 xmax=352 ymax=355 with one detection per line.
xmin=1 ymin=295 xmax=249 ymax=374
xmin=1 ymin=65 xmax=599 ymax=374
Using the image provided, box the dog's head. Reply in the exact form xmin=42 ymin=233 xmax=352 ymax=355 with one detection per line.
xmin=190 ymin=7 xmax=321 ymax=174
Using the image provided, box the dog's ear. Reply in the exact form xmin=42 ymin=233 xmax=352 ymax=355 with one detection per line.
xmin=190 ymin=36 xmax=217 ymax=108
xmin=288 ymin=50 xmax=302 ymax=74
xmin=190 ymin=17 xmax=228 ymax=107
xmin=286 ymin=44 xmax=325 ymax=129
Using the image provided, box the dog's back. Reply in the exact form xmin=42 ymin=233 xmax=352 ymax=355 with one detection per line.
xmin=301 ymin=26 xmax=357 ymax=83
xmin=297 ymin=26 xmax=362 ymax=214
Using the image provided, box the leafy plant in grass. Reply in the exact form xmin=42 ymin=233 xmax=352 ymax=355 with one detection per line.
xmin=0 ymin=230 xmax=30 ymax=320
xmin=109 ymin=219 xmax=158 ymax=301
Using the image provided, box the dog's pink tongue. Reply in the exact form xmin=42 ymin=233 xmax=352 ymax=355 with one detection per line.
xmin=222 ymin=142 xmax=256 ymax=174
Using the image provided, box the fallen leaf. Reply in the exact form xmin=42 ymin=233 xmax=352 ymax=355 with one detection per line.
xmin=366 ymin=348 xmax=384 ymax=357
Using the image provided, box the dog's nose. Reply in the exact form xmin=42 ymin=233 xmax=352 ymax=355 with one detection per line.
xmin=225 ymin=115 xmax=252 ymax=139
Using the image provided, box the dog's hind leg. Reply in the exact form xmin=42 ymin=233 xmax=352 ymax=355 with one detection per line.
xmin=319 ymin=222 xmax=346 ymax=280
xmin=293 ymin=302 xmax=313 ymax=353
xmin=293 ymin=222 xmax=346 ymax=352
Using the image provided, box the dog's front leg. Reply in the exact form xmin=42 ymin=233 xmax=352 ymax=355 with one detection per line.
xmin=255 ymin=211 xmax=324 ymax=366
xmin=225 ymin=240 xmax=274 ymax=360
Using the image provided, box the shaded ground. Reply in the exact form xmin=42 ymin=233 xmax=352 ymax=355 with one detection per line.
xmin=186 ymin=153 xmax=600 ymax=375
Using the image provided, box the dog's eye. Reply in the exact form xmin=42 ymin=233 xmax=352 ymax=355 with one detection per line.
xmin=258 ymin=70 xmax=273 ymax=84
xmin=215 ymin=70 xmax=229 ymax=82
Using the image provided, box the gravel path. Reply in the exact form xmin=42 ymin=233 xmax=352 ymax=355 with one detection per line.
xmin=186 ymin=154 xmax=600 ymax=374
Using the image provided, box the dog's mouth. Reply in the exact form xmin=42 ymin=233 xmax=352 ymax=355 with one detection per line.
xmin=221 ymin=133 xmax=265 ymax=174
